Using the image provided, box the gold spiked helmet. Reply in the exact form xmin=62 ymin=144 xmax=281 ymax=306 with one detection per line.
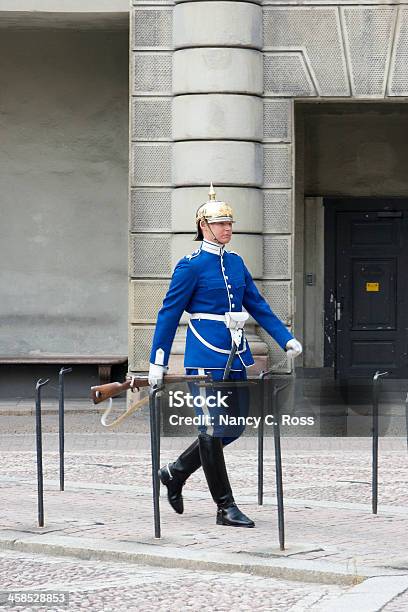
xmin=194 ymin=183 xmax=234 ymax=241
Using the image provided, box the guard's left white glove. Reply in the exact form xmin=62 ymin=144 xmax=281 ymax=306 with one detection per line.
xmin=285 ymin=338 xmax=303 ymax=358
xmin=148 ymin=363 xmax=166 ymax=386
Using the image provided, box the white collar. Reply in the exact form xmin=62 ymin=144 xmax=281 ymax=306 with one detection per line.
xmin=201 ymin=239 xmax=225 ymax=256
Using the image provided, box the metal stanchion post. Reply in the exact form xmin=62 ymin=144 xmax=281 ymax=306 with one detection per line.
xmin=405 ymin=393 xmax=408 ymax=453
xmin=149 ymin=385 xmax=162 ymax=538
xmin=147 ymin=375 xmax=209 ymax=539
xmin=156 ymin=389 xmax=161 ymax=468
xmin=257 ymin=372 xmax=266 ymax=506
xmin=35 ymin=378 xmax=49 ymax=527
xmin=256 ymin=369 xmax=275 ymax=506
xmin=272 ymin=384 xmax=287 ymax=551
xmin=58 ymin=367 xmax=72 ymax=492
xmin=372 ymin=371 xmax=388 ymax=515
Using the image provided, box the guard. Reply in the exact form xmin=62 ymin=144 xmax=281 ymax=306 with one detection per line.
xmin=149 ymin=184 xmax=302 ymax=527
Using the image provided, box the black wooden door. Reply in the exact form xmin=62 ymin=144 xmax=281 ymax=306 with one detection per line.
xmin=336 ymin=210 xmax=408 ymax=378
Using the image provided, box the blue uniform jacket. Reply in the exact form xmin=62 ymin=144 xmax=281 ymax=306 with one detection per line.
xmin=150 ymin=240 xmax=293 ymax=370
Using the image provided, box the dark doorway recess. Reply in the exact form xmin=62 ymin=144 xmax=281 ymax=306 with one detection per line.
xmin=324 ymin=198 xmax=408 ymax=379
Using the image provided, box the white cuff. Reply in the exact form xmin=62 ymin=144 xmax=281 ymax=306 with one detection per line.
xmin=154 ymin=348 xmax=165 ymax=366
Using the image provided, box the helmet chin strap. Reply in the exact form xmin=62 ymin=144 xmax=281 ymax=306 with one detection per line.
xmin=204 ymin=221 xmax=223 ymax=245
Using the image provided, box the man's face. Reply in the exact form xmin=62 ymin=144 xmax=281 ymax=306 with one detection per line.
xmin=201 ymin=220 xmax=233 ymax=244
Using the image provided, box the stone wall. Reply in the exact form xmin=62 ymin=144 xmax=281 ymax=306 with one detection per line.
xmin=0 ymin=28 xmax=128 ymax=356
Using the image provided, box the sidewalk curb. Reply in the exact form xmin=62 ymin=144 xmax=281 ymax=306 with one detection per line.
xmin=315 ymin=575 xmax=408 ymax=612
xmin=0 ymin=533 xmax=380 ymax=587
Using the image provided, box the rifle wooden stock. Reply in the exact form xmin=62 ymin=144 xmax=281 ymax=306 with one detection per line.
xmin=91 ymin=379 xmax=139 ymax=404
xmin=91 ymin=374 xmax=209 ymax=404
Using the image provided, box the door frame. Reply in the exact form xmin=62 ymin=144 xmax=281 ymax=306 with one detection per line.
xmin=324 ymin=197 xmax=408 ymax=375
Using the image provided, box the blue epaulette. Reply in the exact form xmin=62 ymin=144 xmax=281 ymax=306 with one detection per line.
xmin=228 ymin=250 xmax=240 ymax=256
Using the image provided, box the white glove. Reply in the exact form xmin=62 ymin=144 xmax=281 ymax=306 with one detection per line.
xmin=148 ymin=363 xmax=166 ymax=386
xmin=285 ymin=338 xmax=303 ymax=358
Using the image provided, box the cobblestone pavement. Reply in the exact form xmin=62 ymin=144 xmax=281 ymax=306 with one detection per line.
xmin=1 ymin=444 xmax=407 ymax=508
xmin=1 ymin=429 xmax=407 ymax=611
xmin=0 ymin=550 xmax=349 ymax=611
xmin=0 ymin=446 xmax=407 ymax=566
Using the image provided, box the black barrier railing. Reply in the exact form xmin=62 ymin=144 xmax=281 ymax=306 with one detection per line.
xmin=257 ymin=371 xmax=267 ymax=506
xmin=58 ymin=367 xmax=72 ymax=492
xmin=35 ymin=378 xmax=49 ymax=527
xmin=372 ymin=370 xmax=388 ymax=515
xmin=256 ymin=370 xmax=289 ymax=550
xmin=405 ymin=392 xmax=408 ymax=452
xmin=34 ymin=368 xmax=72 ymax=527
xmin=272 ymin=383 xmax=289 ymax=551
xmin=149 ymin=374 xmax=290 ymax=548
xmin=149 ymin=384 xmax=162 ymax=539
xmin=32 ymin=368 xmax=408 ymax=537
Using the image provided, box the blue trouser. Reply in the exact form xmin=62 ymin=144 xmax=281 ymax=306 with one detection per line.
xmin=186 ymin=368 xmax=249 ymax=446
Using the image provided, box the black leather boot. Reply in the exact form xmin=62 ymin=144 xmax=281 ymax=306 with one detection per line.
xmin=198 ymin=433 xmax=255 ymax=528
xmin=158 ymin=439 xmax=201 ymax=514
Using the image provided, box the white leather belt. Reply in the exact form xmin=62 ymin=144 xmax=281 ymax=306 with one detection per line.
xmin=188 ymin=319 xmax=248 ymax=355
xmin=190 ymin=313 xmax=226 ymax=322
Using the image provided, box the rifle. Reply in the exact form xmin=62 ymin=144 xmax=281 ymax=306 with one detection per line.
xmin=91 ymin=374 xmax=210 ymax=428
xmin=91 ymin=374 xmax=209 ymax=405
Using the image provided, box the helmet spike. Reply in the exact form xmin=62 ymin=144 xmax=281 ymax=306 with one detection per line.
xmin=208 ymin=182 xmax=216 ymax=201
